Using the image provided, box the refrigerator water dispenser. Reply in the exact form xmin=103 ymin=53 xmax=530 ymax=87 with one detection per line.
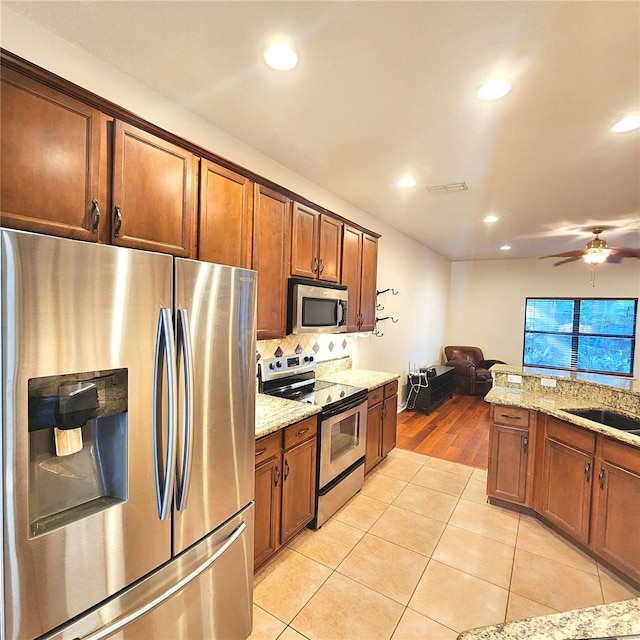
xmin=27 ymin=369 xmax=128 ymax=537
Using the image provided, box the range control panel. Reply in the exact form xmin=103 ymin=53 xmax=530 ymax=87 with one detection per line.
xmin=259 ymin=352 xmax=316 ymax=382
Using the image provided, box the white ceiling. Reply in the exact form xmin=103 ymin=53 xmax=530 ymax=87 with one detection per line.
xmin=5 ymin=1 xmax=640 ymax=261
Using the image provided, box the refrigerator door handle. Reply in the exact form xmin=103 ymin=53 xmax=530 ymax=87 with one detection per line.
xmin=153 ymin=307 xmax=177 ymax=520
xmin=175 ymin=307 xmax=194 ymax=511
xmin=78 ymin=522 xmax=247 ymax=640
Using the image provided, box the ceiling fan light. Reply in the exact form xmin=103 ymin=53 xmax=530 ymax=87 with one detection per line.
xmin=583 ymin=247 xmax=611 ymax=264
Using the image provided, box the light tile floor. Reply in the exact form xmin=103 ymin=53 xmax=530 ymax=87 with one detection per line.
xmin=250 ymin=448 xmax=639 ymax=640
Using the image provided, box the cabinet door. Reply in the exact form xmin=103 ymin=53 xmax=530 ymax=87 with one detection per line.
xmin=1 ymin=68 xmax=103 ymax=240
xmin=365 ymin=401 xmax=383 ymax=474
xmin=359 ymin=234 xmax=378 ymax=332
xmin=199 ymin=160 xmax=252 ymax=268
xmin=539 ymin=436 xmax=593 ymax=545
xmin=488 ymin=425 xmax=529 ymax=504
xmin=381 ymin=393 xmax=398 ymax=457
xmin=112 ymin=121 xmax=196 ymax=257
xmin=591 ymin=439 xmax=640 ymax=583
xmin=341 ymin=225 xmax=363 ymax=332
xmin=317 ymin=215 xmax=342 ymax=283
xmin=253 ymin=186 xmax=291 ymax=340
xmin=281 ymin=438 xmax=317 ymax=543
xmin=254 ymin=456 xmax=281 ymax=569
xmin=291 ymin=203 xmax=318 ymax=279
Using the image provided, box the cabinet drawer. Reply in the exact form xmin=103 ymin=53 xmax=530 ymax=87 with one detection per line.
xmin=284 ymin=417 xmax=317 ymax=450
xmin=601 ymin=437 xmax=640 ymax=475
xmin=547 ymin=417 xmax=596 ymax=454
xmin=255 ymin=431 xmax=282 ymax=466
xmin=494 ymin=405 xmax=530 ymax=428
xmin=384 ymin=380 xmax=398 ymax=398
xmin=369 ymin=387 xmax=384 ymax=406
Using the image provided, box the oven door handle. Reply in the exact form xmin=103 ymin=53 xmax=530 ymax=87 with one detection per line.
xmin=322 ymin=394 xmax=367 ymax=418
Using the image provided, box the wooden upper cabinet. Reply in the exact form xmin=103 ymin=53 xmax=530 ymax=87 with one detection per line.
xmin=341 ymin=225 xmax=363 ymax=332
xmin=0 ymin=67 xmax=103 ymax=240
xmin=252 ymin=185 xmax=291 ymax=340
xmin=112 ymin=121 xmax=197 ymax=257
xmin=198 ymin=160 xmax=253 ymax=268
xmin=291 ymin=203 xmax=341 ymax=282
xmin=359 ymin=233 xmax=378 ymax=332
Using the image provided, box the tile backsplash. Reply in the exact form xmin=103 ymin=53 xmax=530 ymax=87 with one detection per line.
xmin=257 ymin=333 xmax=350 ymax=363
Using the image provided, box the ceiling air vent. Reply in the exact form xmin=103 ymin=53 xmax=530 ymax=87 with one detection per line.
xmin=426 ymin=181 xmax=468 ymax=194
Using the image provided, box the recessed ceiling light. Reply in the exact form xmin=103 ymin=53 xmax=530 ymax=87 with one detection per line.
xmin=397 ymin=176 xmax=417 ymax=188
xmin=500 ymin=245 xmax=512 ymax=251
xmin=484 ymin=215 xmax=499 ymax=223
xmin=611 ymin=115 xmax=640 ymax=133
xmin=476 ymin=78 xmax=512 ymax=101
xmin=263 ymin=40 xmax=298 ymax=71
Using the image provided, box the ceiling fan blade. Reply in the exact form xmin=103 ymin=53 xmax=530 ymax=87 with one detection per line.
xmin=606 ymin=254 xmax=624 ymax=264
xmin=540 ymin=249 xmax=585 ymax=259
xmin=553 ymin=256 xmax=582 ymax=266
xmin=609 ymin=247 xmax=640 ymax=259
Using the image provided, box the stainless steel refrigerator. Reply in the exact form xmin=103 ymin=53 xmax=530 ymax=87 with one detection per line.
xmin=1 ymin=228 xmax=257 ymax=639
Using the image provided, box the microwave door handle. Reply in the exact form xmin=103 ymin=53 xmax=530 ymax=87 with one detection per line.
xmin=338 ymin=300 xmax=346 ymax=325
xmin=175 ymin=308 xmax=194 ymax=512
xmin=153 ymin=308 xmax=177 ymax=521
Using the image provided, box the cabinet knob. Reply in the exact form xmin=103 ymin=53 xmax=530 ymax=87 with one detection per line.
xmin=283 ymin=459 xmax=290 ymax=481
xmin=584 ymin=461 xmax=591 ymax=483
xmin=319 ymin=258 xmax=324 ymax=274
xmin=598 ymin=466 xmax=606 ymax=489
xmin=523 ymin=435 xmax=528 ymax=453
xmin=313 ymin=256 xmax=319 ymax=273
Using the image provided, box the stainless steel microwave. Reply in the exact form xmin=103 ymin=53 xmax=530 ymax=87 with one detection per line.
xmin=287 ymin=278 xmax=348 ymax=334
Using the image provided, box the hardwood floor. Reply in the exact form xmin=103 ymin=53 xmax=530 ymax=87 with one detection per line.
xmin=396 ymin=393 xmax=491 ymax=469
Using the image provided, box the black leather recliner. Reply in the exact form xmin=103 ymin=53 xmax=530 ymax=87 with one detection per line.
xmin=443 ymin=346 xmax=506 ymax=395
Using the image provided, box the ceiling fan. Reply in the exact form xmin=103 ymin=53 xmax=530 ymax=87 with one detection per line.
xmin=542 ymin=228 xmax=640 ymax=266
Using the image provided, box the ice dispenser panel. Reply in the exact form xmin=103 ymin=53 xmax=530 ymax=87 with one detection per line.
xmin=28 ymin=369 xmax=128 ymax=537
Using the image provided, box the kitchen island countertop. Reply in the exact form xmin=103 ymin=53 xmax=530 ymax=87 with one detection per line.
xmin=457 ymin=597 xmax=640 ymax=640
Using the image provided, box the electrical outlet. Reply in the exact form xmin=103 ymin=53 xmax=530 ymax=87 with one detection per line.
xmin=541 ymin=378 xmax=557 ymax=388
xmin=507 ymin=374 xmax=522 ymax=384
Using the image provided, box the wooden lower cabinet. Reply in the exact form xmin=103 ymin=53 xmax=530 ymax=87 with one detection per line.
xmin=537 ymin=417 xmax=595 ymax=546
xmin=488 ymin=406 xmax=534 ymax=505
xmin=591 ymin=437 xmax=640 ymax=583
xmin=281 ymin=437 xmax=317 ymax=543
xmin=488 ymin=406 xmax=640 ymax=586
xmin=365 ymin=380 xmax=398 ymax=473
xmin=254 ymin=454 xmax=281 ymax=569
xmin=254 ymin=416 xmax=317 ymax=570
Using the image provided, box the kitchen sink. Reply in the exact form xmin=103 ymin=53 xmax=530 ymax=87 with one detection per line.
xmin=564 ymin=408 xmax=640 ymax=435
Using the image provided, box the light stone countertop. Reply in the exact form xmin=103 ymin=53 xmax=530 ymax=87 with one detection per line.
xmin=255 ymin=367 xmax=400 ymax=439
xmin=457 ymin=597 xmax=640 ymax=640
xmin=255 ymin=394 xmax=320 ymax=440
xmin=485 ymin=386 xmax=640 ymax=449
xmin=315 ymin=368 xmax=400 ymax=391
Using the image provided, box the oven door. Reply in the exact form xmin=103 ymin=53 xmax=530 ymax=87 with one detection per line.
xmin=318 ymin=396 xmax=367 ymax=489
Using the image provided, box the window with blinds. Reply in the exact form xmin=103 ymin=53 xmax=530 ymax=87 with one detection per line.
xmin=523 ymin=298 xmax=637 ymax=376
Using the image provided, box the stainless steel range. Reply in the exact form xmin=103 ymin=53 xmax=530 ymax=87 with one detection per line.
xmin=259 ymin=353 xmax=368 ymax=528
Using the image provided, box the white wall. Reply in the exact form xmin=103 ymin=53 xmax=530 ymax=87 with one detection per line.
xmin=448 ymin=258 xmax=640 ymax=373
xmin=1 ymin=7 xmax=451 ymax=393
